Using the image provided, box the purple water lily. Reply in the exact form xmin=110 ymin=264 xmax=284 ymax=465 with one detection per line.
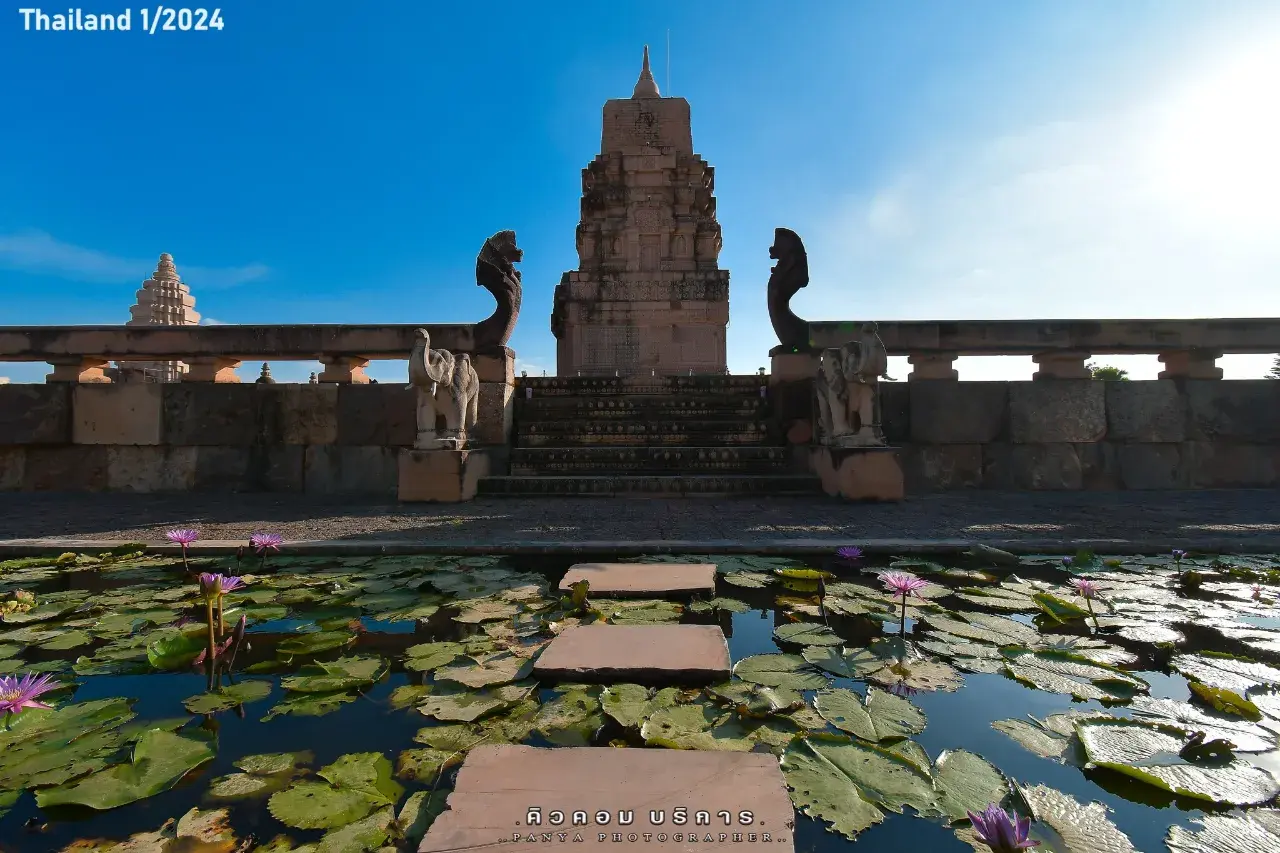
xmin=165 ymin=528 xmax=199 ymax=571
xmin=198 ymin=572 xmax=245 ymax=602
xmin=878 ymin=571 xmax=930 ymax=638
xmin=1070 ymin=578 xmax=1100 ymax=600
xmin=250 ymin=532 xmax=282 ymax=554
xmin=1061 ymin=556 xmax=1073 ymax=568
xmin=0 ymin=673 xmax=61 ymax=727
xmin=967 ymin=804 xmax=1039 ymax=853
xmin=836 ymin=546 xmax=864 ymax=563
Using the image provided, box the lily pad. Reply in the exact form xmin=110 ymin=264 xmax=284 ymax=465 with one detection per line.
xmin=779 ymin=737 xmax=885 ymax=840
xmin=268 ymin=782 xmax=387 ymax=831
xmin=688 ymin=597 xmax=752 ymax=614
xmin=721 ymin=571 xmax=774 ymax=589
xmin=0 ymin=697 xmax=138 ymax=791
xmin=814 ymin=687 xmax=926 ymax=742
xmin=774 ymin=622 xmax=843 ymax=647
xmin=280 ymin=656 xmax=387 ymax=694
xmin=992 ymin=710 xmax=1109 ymax=763
xmin=533 ymin=688 xmax=604 ymax=746
xmin=706 ymin=682 xmax=804 ymax=718
xmin=804 ymin=640 xmax=964 ymax=693
xmin=1171 ymin=654 xmax=1280 ymax=694
xmin=1128 ymin=696 xmax=1274 ymax=752
xmin=418 ymin=682 xmax=535 ymax=722
xmin=183 ymin=680 xmax=273 ymax=714
xmin=453 ymin=598 xmax=519 ymax=623
xmin=600 ymin=684 xmax=679 ymax=728
xmin=316 ymin=805 xmax=394 ymax=853
xmin=933 ymin=749 xmax=1009 ymax=822
xmin=399 ymin=789 xmax=450 ymax=848
xmin=35 ymin=727 xmax=217 ymax=811
xmin=396 ymin=748 xmax=465 ymax=783
xmin=733 ymin=653 xmax=828 ymax=690
xmin=641 ymin=703 xmax=801 ymax=752
xmin=404 ymin=641 xmax=466 ymax=673
xmin=1165 ymin=810 xmax=1280 ymax=853
xmin=261 ymin=691 xmax=358 ymax=721
xmin=237 ymin=752 xmax=312 ymax=775
xmin=1004 ymin=649 xmax=1146 ymax=703
xmin=1076 ymin=718 xmax=1280 ymax=805
xmin=1017 ymin=783 xmax=1136 ymax=853
xmin=434 ymin=651 xmax=534 ymax=689
xmin=277 ymin=631 xmax=356 ymax=656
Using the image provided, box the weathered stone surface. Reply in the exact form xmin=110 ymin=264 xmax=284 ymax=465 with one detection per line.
xmin=106 ymin=446 xmax=197 ymax=491
xmin=470 ymin=381 xmax=513 ymax=446
xmin=419 ymin=745 xmax=796 ymax=853
xmin=559 ymin=562 xmax=715 ymax=597
xmin=1185 ymin=380 xmax=1280 ymax=442
xmin=473 ymin=347 xmax=515 ymax=385
xmin=192 ymin=446 xmax=305 ymax=492
xmin=304 ymin=446 xmax=397 ymax=495
xmin=1009 ymin=381 xmax=1105 ymax=443
xmin=533 ymin=624 xmax=730 ymax=684
xmin=1116 ymin=443 xmax=1186 ymax=489
xmin=398 ymin=447 xmax=490 ymax=502
xmin=1106 ymin=381 xmax=1186 ymax=442
xmin=902 ymin=444 xmax=982 ymax=492
xmin=909 ymin=381 xmax=1007 ymax=443
xmin=73 ymin=385 xmax=162 ymax=445
xmin=162 ymin=385 xmax=263 ymax=445
xmin=1075 ymin=442 xmax=1119 ymax=490
xmin=1185 ymin=442 xmax=1279 ymax=488
xmin=983 ymin=443 xmax=1082 ymax=490
xmin=880 ymin=381 xmax=910 ymax=444
xmin=0 ymin=384 xmax=71 ymax=444
xmin=809 ymin=446 xmax=905 ymax=501
xmin=278 ymin=384 xmax=338 ymax=445
xmin=0 ymin=448 xmax=24 ymax=491
xmin=22 ymin=446 xmax=108 ymax=491
xmin=336 ymin=384 xmax=416 ymax=446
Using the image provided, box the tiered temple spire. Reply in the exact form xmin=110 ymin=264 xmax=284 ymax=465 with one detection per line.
xmin=119 ymin=253 xmax=202 ymax=382
xmin=632 ymin=45 xmax=660 ymax=98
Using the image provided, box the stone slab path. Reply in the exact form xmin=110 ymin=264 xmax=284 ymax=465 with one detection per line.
xmin=533 ymin=624 xmax=731 ymax=685
xmin=559 ymin=562 xmax=717 ymax=597
xmin=418 ymin=744 xmax=795 ymax=852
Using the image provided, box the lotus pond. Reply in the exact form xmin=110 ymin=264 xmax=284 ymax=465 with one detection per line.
xmin=1 ymin=547 xmax=1279 ymax=853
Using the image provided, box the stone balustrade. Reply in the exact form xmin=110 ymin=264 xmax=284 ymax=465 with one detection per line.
xmin=806 ymin=318 xmax=1280 ymax=380
xmin=0 ymin=324 xmax=480 ymax=383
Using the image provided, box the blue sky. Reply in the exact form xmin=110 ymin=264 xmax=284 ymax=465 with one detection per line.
xmin=3 ymin=0 xmax=1279 ymax=383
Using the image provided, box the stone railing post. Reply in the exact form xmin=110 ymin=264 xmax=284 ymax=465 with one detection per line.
xmin=317 ymin=356 xmax=371 ymax=384
xmin=1158 ymin=348 xmax=1223 ymax=379
xmin=183 ymin=357 xmax=242 ymax=383
xmin=471 ymin=346 xmax=516 ymax=446
xmin=1032 ymin=350 xmax=1091 ymax=380
xmin=907 ymin=352 xmax=958 ymax=381
xmin=768 ymin=350 xmax=820 ymax=444
xmin=45 ymin=357 xmax=111 ymax=383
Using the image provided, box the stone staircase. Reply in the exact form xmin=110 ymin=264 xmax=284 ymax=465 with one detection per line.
xmin=477 ymin=375 xmax=821 ymax=496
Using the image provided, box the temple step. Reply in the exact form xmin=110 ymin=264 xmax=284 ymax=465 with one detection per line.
xmin=510 ymin=446 xmax=795 ymax=474
xmin=516 ymin=395 xmax=767 ymax=419
xmin=517 ymin=422 xmax=772 ymax=447
xmin=476 ymin=474 xmax=821 ymax=496
xmin=516 ymin=375 xmax=768 ymax=396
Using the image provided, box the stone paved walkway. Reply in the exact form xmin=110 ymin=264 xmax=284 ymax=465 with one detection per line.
xmin=1 ymin=490 xmax=1278 ymax=550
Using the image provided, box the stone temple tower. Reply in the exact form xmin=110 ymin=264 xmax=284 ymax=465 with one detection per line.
xmin=551 ymin=46 xmax=729 ymax=376
xmin=118 ymin=253 xmax=201 ymax=382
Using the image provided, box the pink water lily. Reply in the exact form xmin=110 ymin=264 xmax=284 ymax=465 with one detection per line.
xmin=1252 ymin=584 xmax=1264 ymax=600
xmin=0 ymin=673 xmax=61 ymax=722
xmin=198 ymin=572 xmax=245 ymax=601
xmin=878 ymin=571 xmax=930 ymax=598
xmin=1070 ymin=578 xmax=1100 ymax=600
xmin=967 ymin=804 xmax=1039 ymax=853
xmin=249 ymin=532 xmax=282 ymax=554
xmin=166 ymin=528 xmax=199 ymax=571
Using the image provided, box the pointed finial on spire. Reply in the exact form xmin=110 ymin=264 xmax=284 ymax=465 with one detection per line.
xmin=632 ymin=44 xmax=660 ymax=98
xmin=154 ymin=253 xmax=179 ymax=281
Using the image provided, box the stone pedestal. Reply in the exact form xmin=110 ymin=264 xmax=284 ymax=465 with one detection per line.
xmin=184 ymin=357 xmax=241 ymax=383
xmin=809 ymin=445 xmax=905 ymax=501
xmin=769 ymin=350 xmax=819 ymax=444
xmin=470 ymin=347 xmax=516 ymax=447
xmin=398 ymin=448 xmax=491 ymax=502
xmin=46 ymin=358 xmax=111 ymax=383
xmin=318 ymin=356 xmax=371 ymax=384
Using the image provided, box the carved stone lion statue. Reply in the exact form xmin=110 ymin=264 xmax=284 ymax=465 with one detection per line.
xmin=407 ymin=329 xmax=479 ymax=449
xmin=474 ymin=230 xmax=523 ymax=350
xmin=815 ymin=323 xmax=888 ymax=447
xmin=766 ymin=227 xmax=810 ymax=353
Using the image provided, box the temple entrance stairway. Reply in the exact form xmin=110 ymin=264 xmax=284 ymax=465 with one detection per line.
xmin=476 ymin=375 xmax=822 ymax=496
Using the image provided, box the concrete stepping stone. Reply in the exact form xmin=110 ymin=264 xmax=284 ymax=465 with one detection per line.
xmin=419 ymin=744 xmax=796 ymax=852
xmin=533 ymin=624 xmax=731 ymax=685
xmin=559 ymin=562 xmax=716 ymax=598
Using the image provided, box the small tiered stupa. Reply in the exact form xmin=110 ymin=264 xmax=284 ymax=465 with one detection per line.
xmin=118 ymin=253 xmax=201 ymax=382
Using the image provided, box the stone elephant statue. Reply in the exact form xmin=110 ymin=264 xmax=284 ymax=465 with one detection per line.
xmin=407 ymin=328 xmax=479 ymax=448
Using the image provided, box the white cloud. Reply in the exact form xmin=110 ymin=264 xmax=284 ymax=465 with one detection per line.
xmin=798 ymin=37 xmax=1280 ymax=381
xmin=0 ymin=230 xmax=269 ymax=289
xmin=200 ymin=317 xmax=226 ymax=325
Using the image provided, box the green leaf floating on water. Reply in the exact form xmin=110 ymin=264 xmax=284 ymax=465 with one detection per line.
xmin=269 ymin=752 xmax=401 ymax=832
xmin=1171 ymin=654 xmax=1280 ymax=694
xmin=773 ymin=621 xmax=843 ymax=647
xmin=404 ymin=641 xmax=467 ymax=673
xmin=921 ymin=611 xmax=1040 ymax=646
xmin=688 ymin=597 xmax=751 ymax=614
xmin=1031 ymin=592 xmax=1092 ymax=623
xmin=280 ymin=656 xmax=387 ymax=694
xmin=803 ymin=639 xmax=964 ymax=693
xmin=0 ymin=788 xmax=19 ymax=820
xmin=534 ymin=688 xmax=605 ymax=746
xmin=641 ymin=702 xmax=802 ymax=752
xmin=1076 ymin=718 xmax=1280 ymax=805
xmin=399 ymin=788 xmax=451 ymax=848
xmin=1127 ymin=696 xmax=1274 ymax=752
xmin=261 ymin=691 xmax=358 ymax=722
xmin=779 ymin=737 xmax=885 ymax=839
xmin=600 ymin=683 xmax=680 ymax=728
xmin=435 ymin=651 xmax=534 ymax=689
xmin=35 ymin=727 xmax=217 ymax=811
xmin=721 ymin=571 xmax=774 ymax=589
xmin=317 ymin=804 xmax=395 ymax=853
xmin=932 ymin=749 xmax=1009 ymax=823
xmin=706 ymin=681 xmax=805 ymax=719
xmin=276 ymin=630 xmax=356 ymax=656
xmin=733 ymin=653 xmax=829 ymax=690
xmin=991 ymin=710 xmax=1110 ymax=764
xmin=814 ymin=687 xmax=926 ymax=742
xmin=1003 ymin=649 xmax=1146 ymax=703
xmin=145 ymin=628 xmax=208 ymax=671
xmin=773 ymin=568 xmax=834 ymax=580
xmin=418 ymin=681 xmax=535 ymax=723
xmin=1187 ymin=682 xmax=1263 ymax=720
xmin=1015 ymin=783 xmax=1136 ymax=853
xmin=0 ymin=697 xmax=138 ymax=791
xmin=1165 ymin=810 xmax=1280 ymax=853
xmin=183 ymin=679 xmax=273 ymax=714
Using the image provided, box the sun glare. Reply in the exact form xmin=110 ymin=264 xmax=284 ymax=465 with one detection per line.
xmin=1147 ymin=39 xmax=1280 ymax=239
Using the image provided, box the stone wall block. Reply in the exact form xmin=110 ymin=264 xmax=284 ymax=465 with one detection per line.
xmin=1075 ymin=442 xmax=1119 ymax=490
xmin=1105 ymin=381 xmax=1186 ymax=443
xmin=909 ymin=381 xmax=1007 ymax=443
xmin=22 ymin=446 xmax=109 ymax=491
xmin=880 ymin=383 xmax=910 ymax=444
xmin=1116 ymin=443 xmax=1187 ymax=489
xmin=304 ymin=446 xmax=398 ymax=495
xmin=1008 ymin=381 xmax=1105 ymax=443
xmin=336 ymin=385 xmax=416 ymax=446
xmin=106 ymin=446 xmax=197 ymax=491
xmin=0 ymin=447 xmax=25 ymax=491
xmin=901 ymin=444 xmax=982 ymax=492
xmin=471 ymin=381 xmax=514 ymax=446
xmin=1184 ymin=441 xmax=1279 ymax=488
xmin=276 ymin=384 xmax=339 ymax=445
xmin=193 ymin=446 xmax=305 ymax=492
xmin=1185 ymin=380 xmax=1280 ymax=442
xmin=73 ymin=385 xmax=163 ymax=445
xmin=474 ymin=348 xmax=515 ymax=384
xmin=398 ymin=447 xmax=490 ymax=502
xmin=983 ymin=443 xmax=1083 ymax=490
xmin=163 ymin=385 xmax=264 ymax=445
xmin=0 ymin=384 xmax=71 ymax=444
